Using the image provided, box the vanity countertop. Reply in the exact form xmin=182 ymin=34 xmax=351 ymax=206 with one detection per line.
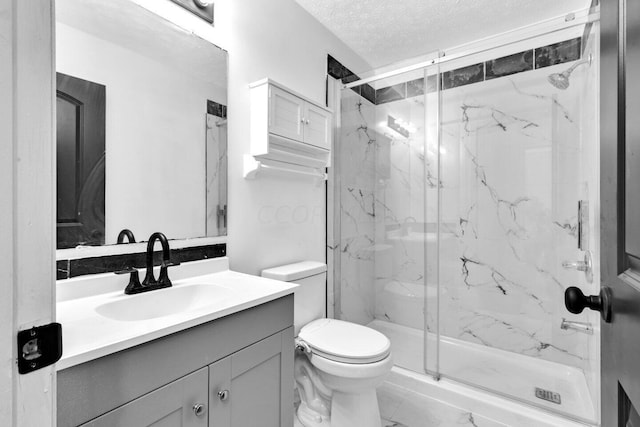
xmin=56 ymin=257 xmax=297 ymax=370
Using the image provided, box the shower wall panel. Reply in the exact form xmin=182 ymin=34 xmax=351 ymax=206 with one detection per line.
xmin=373 ymin=99 xmax=428 ymax=333
xmin=435 ymin=64 xmax=597 ymax=371
xmin=337 ymin=90 xmax=378 ymax=324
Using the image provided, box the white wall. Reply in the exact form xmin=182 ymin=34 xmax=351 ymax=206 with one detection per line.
xmin=121 ymin=0 xmax=370 ymax=274
xmin=208 ymin=0 xmax=370 ymax=274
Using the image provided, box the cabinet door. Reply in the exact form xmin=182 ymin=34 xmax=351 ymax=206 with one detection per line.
xmin=81 ymin=368 xmax=208 ymax=427
xmin=268 ymin=85 xmax=304 ymax=141
xmin=303 ymin=102 xmax=331 ymax=150
xmin=209 ymin=328 xmax=294 ymax=427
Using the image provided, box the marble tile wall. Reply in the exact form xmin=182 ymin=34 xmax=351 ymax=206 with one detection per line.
xmin=432 ymin=64 xmax=598 ymax=373
xmin=337 ymin=89 xmax=378 ymax=324
xmin=206 ymin=112 xmax=228 ymax=237
xmin=372 ymin=95 xmax=429 ymax=334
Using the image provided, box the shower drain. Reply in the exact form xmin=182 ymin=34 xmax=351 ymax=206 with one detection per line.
xmin=535 ymin=387 xmax=562 ymax=405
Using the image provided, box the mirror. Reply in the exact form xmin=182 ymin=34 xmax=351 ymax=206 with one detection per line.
xmin=55 ymin=0 xmax=227 ymax=250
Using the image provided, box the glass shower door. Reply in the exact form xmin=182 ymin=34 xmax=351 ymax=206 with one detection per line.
xmin=337 ymin=66 xmax=435 ymax=376
xmin=432 ymin=22 xmax=600 ymax=423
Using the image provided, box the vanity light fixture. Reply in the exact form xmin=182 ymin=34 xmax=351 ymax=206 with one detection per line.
xmin=193 ymin=0 xmax=211 ymax=8
xmin=387 ymin=115 xmax=415 ymax=138
xmin=169 ymin=0 xmax=214 ymax=23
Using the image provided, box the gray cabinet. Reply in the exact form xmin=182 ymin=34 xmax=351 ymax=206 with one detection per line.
xmin=81 ymin=368 xmax=208 ymax=427
xmin=59 ymin=295 xmax=294 ymax=427
xmin=209 ymin=330 xmax=293 ymax=427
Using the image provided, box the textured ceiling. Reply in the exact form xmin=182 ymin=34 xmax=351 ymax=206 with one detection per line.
xmin=295 ymin=0 xmax=592 ymax=69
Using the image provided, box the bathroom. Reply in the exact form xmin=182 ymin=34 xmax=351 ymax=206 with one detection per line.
xmin=1 ymin=0 xmax=638 ymax=426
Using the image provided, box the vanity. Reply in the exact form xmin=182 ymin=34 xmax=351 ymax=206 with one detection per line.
xmin=54 ymin=1 xmax=296 ymax=426
xmin=56 ymin=258 xmax=297 ymax=427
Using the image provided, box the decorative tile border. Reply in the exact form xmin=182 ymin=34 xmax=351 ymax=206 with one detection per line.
xmin=534 ymin=37 xmax=581 ymax=68
xmin=441 ymin=62 xmax=484 ymax=90
xmin=486 ymin=50 xmax=533 ymax=80
xmin=362 ymin=37 xmax=582 ymax=104
xmin=376 ymin=83 xmax=406 ymax=104
xmin=327 ymin=55 xmax=376 ymax=104
xmin=56 ymin=243 xmax=226 ymax=279
xmin=207 ymin=100 xmax=227 ymax=118
xmin=406 ymin=77 xmax=426 ymax=97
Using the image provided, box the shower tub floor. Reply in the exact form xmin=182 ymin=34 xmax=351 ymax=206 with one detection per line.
xmin=368 ymin=320 xmax=596 ymax=425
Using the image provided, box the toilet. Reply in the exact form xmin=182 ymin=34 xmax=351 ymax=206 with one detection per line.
xmin=261 ymin=261 xmax=393 ymax=427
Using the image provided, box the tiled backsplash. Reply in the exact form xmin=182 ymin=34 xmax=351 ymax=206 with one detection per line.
xmin=330 ymin=37 xmax=582 ymax=105
xmin=207 ymin=100 xmax=227 ymax=118
xmin=56 ymin=243 xmax=226 ymax=280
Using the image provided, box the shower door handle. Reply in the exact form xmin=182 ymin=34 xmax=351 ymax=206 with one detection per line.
xmin=564 ymin=286 xmax=612 ymax=323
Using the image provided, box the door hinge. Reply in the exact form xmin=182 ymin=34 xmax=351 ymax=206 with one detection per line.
xmin=17 ymin=323 xmax=63 ymax=374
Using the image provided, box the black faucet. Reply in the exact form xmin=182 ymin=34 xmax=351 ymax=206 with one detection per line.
xmin=117 ymin=229 xmax=136 ymax=244
xmin=114 ymin=229 xmax=144 ymax=294
xmin=118 ymin=231 xmax=179 ymax=295
xmin=141 ymin=232 xmax=177 ymax=291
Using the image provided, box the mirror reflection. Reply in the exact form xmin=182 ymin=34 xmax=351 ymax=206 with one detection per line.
xmin=55 ymin=0 xmax=228 ymax=249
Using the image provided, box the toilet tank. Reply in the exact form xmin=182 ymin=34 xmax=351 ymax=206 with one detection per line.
xmin=261 ymin=261 xmax=327 ymax=335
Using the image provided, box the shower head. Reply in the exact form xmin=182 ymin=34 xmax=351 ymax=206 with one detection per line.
xmin=547 ymin=72 xmax=570 ymax=90
xmin=547 ymin=54 xmax=592 ymax=90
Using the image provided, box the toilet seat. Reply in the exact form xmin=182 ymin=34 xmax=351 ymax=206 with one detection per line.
xmin=307 ymin=349 xmax=394 ymax=379
xmin=298 ymin=318 xmax=391 ymax=364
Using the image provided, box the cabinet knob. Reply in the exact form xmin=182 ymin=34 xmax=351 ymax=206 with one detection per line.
xmin=193 ymin=403 xmax=206 ymax=417
xmin=305 ymin=119 xmax=310 ymax=125
xmin=217 ymin=389 xmax=229 ymax=401
xmin=300 ymin=118 xmax=305 ymax=123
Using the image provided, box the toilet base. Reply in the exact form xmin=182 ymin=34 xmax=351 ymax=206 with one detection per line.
xmin=295 ymin=389 xmax=383 ymax=427
xmin=296 ymin=401 xmax=331 ymax=427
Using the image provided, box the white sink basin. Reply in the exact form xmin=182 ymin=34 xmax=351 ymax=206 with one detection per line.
xmin=95 ymin=283 xmax=238 ymax=321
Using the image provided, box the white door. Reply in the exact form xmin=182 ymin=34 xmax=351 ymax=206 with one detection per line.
xmin=268 ymin=85 xmax=305 ymax=142
xmin=0 ymin=1 xmax=57 ymax=426
xmin=601 ymin=0 xmax=640 ymax=424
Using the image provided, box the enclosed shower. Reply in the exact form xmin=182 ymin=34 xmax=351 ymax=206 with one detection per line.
xmin=330 ymin=10 xmax=600 ymax=425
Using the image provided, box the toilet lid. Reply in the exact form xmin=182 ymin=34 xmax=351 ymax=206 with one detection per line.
xmin=298 ymin=319 xmax=391 ymax=364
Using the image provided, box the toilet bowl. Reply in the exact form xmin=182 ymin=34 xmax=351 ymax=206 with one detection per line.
xmin=261 ymin=262 xmax=393 ymax=427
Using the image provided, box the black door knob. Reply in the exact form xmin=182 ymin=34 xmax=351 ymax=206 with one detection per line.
xmin=564 ymin=286 xmax=612 ymax=323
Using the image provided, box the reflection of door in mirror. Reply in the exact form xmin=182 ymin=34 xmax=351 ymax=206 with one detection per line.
xmin=206 ymin=109 xmax=228 ymax=237
xmin=56 ymin=72 xmax=105 ymax=249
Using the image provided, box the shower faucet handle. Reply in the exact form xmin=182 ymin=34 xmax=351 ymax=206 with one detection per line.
xmin=562 ymin=261 xmax=589 ymax=271
xmin=562 ymin=251 xmax=593 ymax=283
